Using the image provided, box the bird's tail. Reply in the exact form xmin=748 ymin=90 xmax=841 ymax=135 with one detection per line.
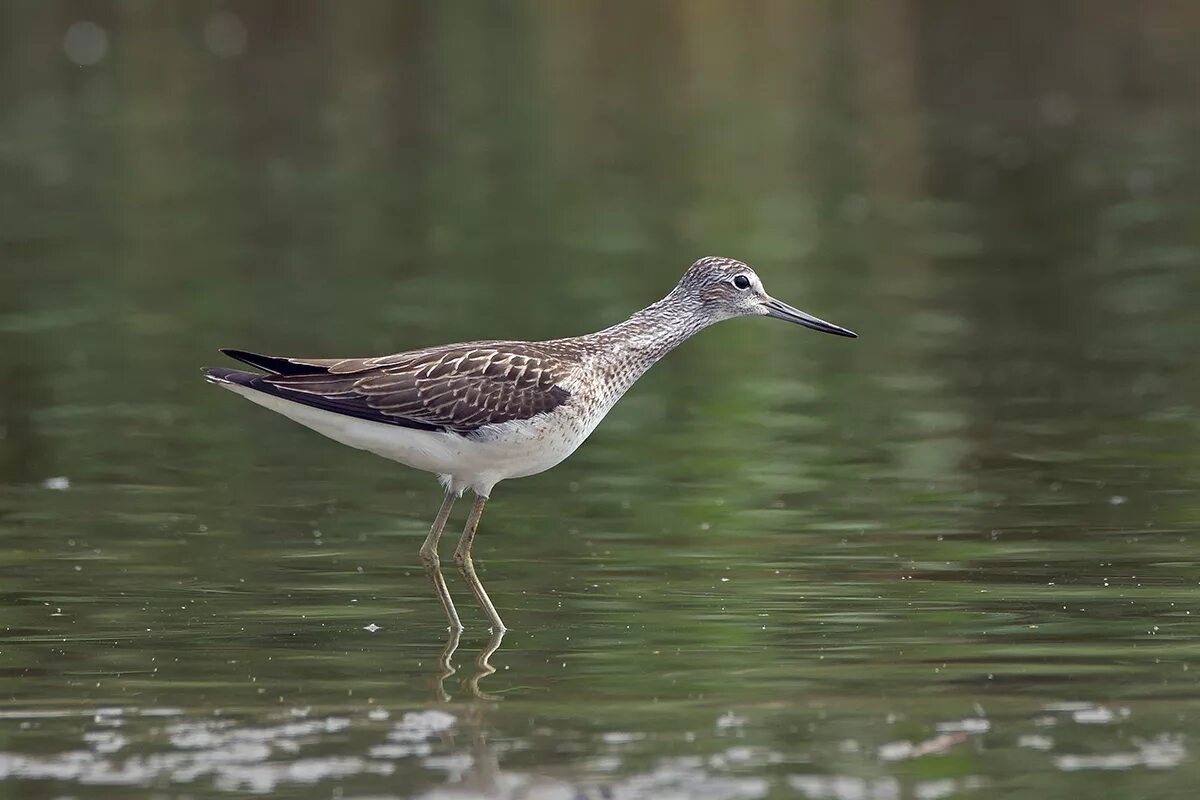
xmin=203 ymin=366 xmax=255 ymax=386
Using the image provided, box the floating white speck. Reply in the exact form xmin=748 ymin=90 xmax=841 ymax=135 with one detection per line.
xmin=362 ymin=623 xmax=381 ymax=633
xmin=936 ymin=717 xmax=990 ymax=734
xmin=1109 ymin=495 xmax=1127 ymax=506
xmin=1054 ymin=734 xmax=1183 ymax=771
xmin=43 ymin=476 xmax=70 ymax=491
xmin=1073 ymin=706 xmax=1114 ymax=724
xmin=715 ymin=712 xmax=746 ymax=730
xmin=1019 ymin=734 xmax=1054 ymax=751
xmin=879 ymin=740 xmax=914 ymax=761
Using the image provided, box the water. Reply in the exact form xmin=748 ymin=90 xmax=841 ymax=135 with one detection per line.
xmin=3 ymin=3 xmax=1200 ymax=798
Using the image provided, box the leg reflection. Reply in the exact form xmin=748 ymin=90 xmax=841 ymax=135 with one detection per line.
xmin=464 ymin=629 xmax=506 ymax=700
xmin=432 ymin=625 xmax=462 ymax=703
xmin=431 ymin=627 xmax=505 ymax=702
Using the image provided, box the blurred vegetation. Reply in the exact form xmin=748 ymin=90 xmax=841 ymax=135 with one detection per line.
xmin=1 ymin=1 xmax=1199 ymax=797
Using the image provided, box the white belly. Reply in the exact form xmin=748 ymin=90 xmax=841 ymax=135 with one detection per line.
xmin=221 ymin=383 xmax=602 ymax=496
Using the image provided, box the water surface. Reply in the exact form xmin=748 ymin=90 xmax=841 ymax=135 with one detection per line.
xmin=2 ymin=3 xmax=1200 ymax=798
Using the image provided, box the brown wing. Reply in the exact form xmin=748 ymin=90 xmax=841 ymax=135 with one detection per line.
xmin=215 ymin=344 xmax=573 ymax=434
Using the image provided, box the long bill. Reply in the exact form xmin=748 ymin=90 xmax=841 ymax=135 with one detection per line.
xmin=764 ymin=298 xmax=857 ymax=338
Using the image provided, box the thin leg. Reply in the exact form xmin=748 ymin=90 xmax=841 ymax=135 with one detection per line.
xmin=420 ymin=489 xmax=462 ymax=631
xmin=420 ymin=489 xmax=456 ymax=564
xmin=453 ymin=493 xmax=507 ymax=632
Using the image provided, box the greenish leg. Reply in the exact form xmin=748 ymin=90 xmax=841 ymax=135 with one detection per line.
xmin=453 ymin=493 xmax=507 ymax=632
xmin=420 ymin=489 xmax=462 ymax=631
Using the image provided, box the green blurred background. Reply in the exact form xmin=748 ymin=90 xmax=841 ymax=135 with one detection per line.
xmin=2 ymin=2 xmax=1200 ymax=798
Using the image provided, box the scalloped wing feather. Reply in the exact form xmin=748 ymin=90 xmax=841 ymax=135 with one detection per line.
xmin=253 ymin=344 xmax=573 ymax=434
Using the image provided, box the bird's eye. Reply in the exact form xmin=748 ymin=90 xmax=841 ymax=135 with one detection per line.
xmin=732 ymin=275 xmax=751 ymax=290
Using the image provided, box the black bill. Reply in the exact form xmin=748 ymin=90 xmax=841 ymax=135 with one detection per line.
xmin=764 ymin=298 xmax=857 ymax=338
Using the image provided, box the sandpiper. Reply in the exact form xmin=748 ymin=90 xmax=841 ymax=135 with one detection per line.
xmin=204 ymin=256 xmax=856 ymax=631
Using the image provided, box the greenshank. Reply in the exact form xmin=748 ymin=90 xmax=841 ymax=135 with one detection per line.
xmin=204 ymin=256 xmax=856 ymax=631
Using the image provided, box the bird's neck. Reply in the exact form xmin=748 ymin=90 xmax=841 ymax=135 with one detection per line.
xmin=590 ymin=291 xmax=712 ymax=379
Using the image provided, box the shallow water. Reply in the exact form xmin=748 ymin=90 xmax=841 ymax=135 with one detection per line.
xmin=3 ymin=3 xmax=1200 ymax=798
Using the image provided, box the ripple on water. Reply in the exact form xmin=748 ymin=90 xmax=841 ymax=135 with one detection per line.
xmin=0 ymin=702 xmax=1189 ymax=796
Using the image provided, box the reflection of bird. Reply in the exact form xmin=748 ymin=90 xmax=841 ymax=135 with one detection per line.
xmin=432 ymin=627 xmax=506 ymax=703
xmin=204 ymin=257 xmax=856 ymax=631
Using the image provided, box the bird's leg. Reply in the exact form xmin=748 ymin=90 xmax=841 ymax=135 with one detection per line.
xmin=420 ymin=489 xmax=462 ymax=631
xmin=453 ymin=493 xmax=507 ymax=632
xmin=419 ymin=489 xmax=456 ymax=565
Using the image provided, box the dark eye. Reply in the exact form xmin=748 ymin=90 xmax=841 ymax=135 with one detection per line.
xmin=732 ymin=275 xmax=751 ymax=290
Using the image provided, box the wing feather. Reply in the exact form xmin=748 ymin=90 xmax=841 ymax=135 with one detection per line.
xmin=232 ymin=343 xmax=573 ymax=434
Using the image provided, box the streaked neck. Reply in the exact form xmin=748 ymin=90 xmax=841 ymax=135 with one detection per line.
xmin=592 ymin=291 xmax=712 ymax=374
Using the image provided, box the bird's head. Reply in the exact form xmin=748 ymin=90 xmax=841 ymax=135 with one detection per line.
xmin=671 ymin=256 xmax=857 ymax=337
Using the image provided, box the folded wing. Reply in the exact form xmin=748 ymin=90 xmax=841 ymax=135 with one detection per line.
xmin=213 ymin=344 xmax=573 ymax=434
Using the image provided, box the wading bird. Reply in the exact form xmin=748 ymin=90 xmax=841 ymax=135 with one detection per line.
xmin=205 ymin=257 xmax=856 ymax=631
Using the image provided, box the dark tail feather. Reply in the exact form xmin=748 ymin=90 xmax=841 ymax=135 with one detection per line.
xmin=219 ymin=348 xmax=328 ymax=376
xmin=203 ymin=366 xmax=258 ymax=386
xmin=202 ymin=363 xmax=442 ymax=432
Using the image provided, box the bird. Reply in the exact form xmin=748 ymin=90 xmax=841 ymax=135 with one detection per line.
xmin=204 ymin=256 xmax=856 ymax=632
